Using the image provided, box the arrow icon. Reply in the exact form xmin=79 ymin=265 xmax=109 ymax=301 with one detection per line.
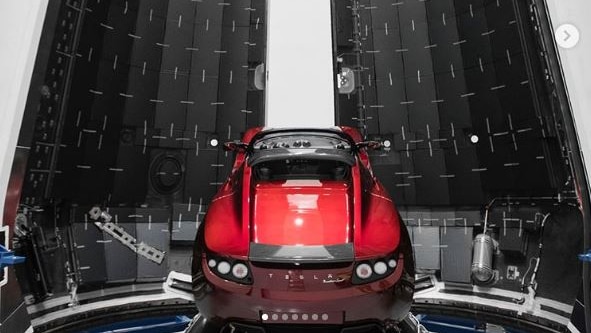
xmin=555 ymin=24 xmax=579 ymax=49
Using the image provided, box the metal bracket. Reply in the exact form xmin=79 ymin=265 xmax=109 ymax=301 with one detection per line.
xmin=337 ymin=67 xmax=355 ymax=94
xmin=89 ymin=207 xmax=166 ymax=265
xmin=163 ymin=271 xmax=195 ymax=302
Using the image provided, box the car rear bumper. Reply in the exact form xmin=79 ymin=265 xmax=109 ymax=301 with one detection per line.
xmin=194 ymin=257 xmax=413 ymax=326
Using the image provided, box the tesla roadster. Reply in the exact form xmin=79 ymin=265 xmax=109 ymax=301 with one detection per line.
xmin=191 ymin=127 xmax=414 ymax=332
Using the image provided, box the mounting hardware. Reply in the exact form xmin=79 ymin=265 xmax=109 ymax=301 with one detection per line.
xmin=89 ymin=206 xmax=166 ymax=264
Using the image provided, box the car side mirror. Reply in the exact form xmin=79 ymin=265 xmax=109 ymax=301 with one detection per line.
xmin=223 ymin=141 xmax=249 ymax=152
xmin=356 ymin=141 xmax=382 ymax=150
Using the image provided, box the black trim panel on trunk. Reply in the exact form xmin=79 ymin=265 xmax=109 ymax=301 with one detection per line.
xmin=249 ymin=243 xmax=354 ymax=264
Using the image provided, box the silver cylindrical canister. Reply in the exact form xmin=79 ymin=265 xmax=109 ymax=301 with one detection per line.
xmin=471 ymin=233 xmax=495 ymax=284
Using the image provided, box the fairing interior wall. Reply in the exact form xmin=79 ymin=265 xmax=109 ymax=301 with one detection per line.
xmin=333 ymin=0 xmax=583 ymax=321
xmin=13 ymin=0 xmax=266 ymax=296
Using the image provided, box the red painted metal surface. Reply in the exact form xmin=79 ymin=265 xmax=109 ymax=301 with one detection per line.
xmin=204 ymin=167 xmax=249 ymax=258
xmin=252 ymin=180 xmax=352 ymax=246
xmin=356 ymin=166 xmax=401 ymax=259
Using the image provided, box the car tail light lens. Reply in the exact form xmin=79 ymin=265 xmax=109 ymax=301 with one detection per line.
xmin=355 ymin=263 xmax=372 ymax=279
xmin=373 ymin=261 xmax=387 ymax=275
xmin=352 ymin=254 xmax=399 ymax=285
xmin=232 ymin=263 xmax=249 ymax=279
xmin=388 ymin=259 xmax=397 ymax=268
xmin=217 ymin=261 xmax=231 ymax=275
xmin=206 ymin=254 xmax=252 ymax=285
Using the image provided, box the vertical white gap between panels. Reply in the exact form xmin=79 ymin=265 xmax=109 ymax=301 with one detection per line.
xmin=265 ymin=0 xmax=335 ymax=128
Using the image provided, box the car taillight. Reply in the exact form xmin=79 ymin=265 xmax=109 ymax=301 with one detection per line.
xmin=352 ymin=254 xmax=399 ymax=285
xmin=355 ymin=263 xmax=372 ymax=279
xmin=373 ymin=261 xmax=387 ymax=275
xmin=217 ymin=261 xmax=231 ymax=275
xmin=208 ymin=259 xmax=217 ymax=268
xmin=206 ymin=254 xmax=253 ymax=285
xmin=388 ymin=258 xmax=397 ymax=269
xmin=232 ymin=263 xmax=249 ymax=279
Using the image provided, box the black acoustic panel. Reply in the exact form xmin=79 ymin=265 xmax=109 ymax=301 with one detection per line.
xmin=370 ymin=9 xmax=405 ymax=132
xmin=214 ymin=1 xmax=252 ymax=137
xmin=487 ymin=206 xmax=541 ymax=232
xmin=154 ymin=74 xmax=191 ymax=131
xmin=335 ymin=0 xmax=353 ymax=47
xmin=432 ymin=73 xmax=471 ymax=128
xmin=341 ymin=0 xmax=558 ymax=207
xmin=73 ymin=221 xmax=107 ymax=284
xmin=137 ymin=221 xmax=169 ymax=280
xmin=74 ymin=207 xmax=170 ymax=283
xmin=213 ymin=149 xmax=231 ymax=189
xmin=19 ymin=0 xmax=271 ymax=291
xmin=400 ymin=208 xmax=481 ymax=228
xmin=184 ymin=149 xmax=218 ymax=205
xmin=412 ymin=149 xmax=451 ymax=205
xmin=110 ymin=144 xmax=150 ymax=204
xmin=168 ymin=248 xmax=193 ymax=275
xmin=535 ymin=207 xmax=583 ymax=304
xmin=498 ymin=227 xmax=527 ymax=256
xmin=120 ymin=2 xmax=167 ymax=128
xmin=372 ymin=154 xmax=416 ymax=205
xmin=440 ymin=226 xmax=473 ymax=284
xmin=412 ymin=226 xmax=441 ymax=270
xmin=441 ymin=136 xmax=485 ymax=205
xmin=337 ymin=93 xmax=359 ymax=129
xmin=247 ymin=0 xmax=267 ymax=64
xmin=53 ymin=0 xmax=138 ymax=203
xmin=44 ymin=0 xmax=266 ymax=210
xmin=186 ymin=80 xmax=219 ymax=134
xmin=104 ymin=222 xmax=137 ymax=282
xmin=17 ymin=0 xmax=65 ymax=152
xmin=171 ymin=203 xmax=201 ymax=242
xmin=152 ymin=1 xmax=194 ymax=131
xmin=357 ymin=1 xmax=379 ymax=133
xmin=374 ymin=79 xmax=408 ymax=134
xmin=246 ymin=90 xmax=264 ymax=129
xmin=495 ymin=75 xmax=535 ymax=115
xmin=404 ymin=80 xmax=440 ymax=131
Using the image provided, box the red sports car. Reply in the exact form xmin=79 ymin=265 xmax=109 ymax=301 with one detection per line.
xmin=191 ymin=127 xmax=414 ymax=332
